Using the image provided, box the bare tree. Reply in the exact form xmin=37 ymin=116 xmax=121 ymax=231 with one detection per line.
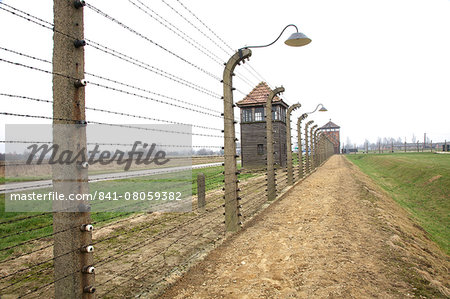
xmin=345 ymin=137 xmax=352 ymax=149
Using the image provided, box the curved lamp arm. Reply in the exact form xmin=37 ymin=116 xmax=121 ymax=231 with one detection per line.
xmin=240 ymin=24 xmax=299 ymax=50
xmin=305 ymin=103 xmax=326 ymax=115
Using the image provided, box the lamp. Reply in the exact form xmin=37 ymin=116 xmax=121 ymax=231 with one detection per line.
xmin=306 ymin=103 xmax=327 ymax=114
xmin=238 ymin=24 xmax=310 ymax=57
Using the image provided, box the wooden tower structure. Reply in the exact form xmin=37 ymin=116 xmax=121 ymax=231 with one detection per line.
xmin=236 ymin=82 xmax=288 ymax=169
xmin=320 ymin=119 xmax=341 ymax=154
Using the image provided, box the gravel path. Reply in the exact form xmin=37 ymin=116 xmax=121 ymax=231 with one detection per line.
xmin=159 ymin=155 xmax=450 ymax=298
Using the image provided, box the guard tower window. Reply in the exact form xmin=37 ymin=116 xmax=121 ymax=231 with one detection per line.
xmin=272 ymin=106 xmax=279 ymax=120
xmin=242 ymin=108 xmax=253 ymax=122
xmin=255 ymin=107 xmax=265 ymax=121
xmin=257 ymin=144 xmax=264 ymax=155
xmin=280 ymin=107 xmax=286 ymax=122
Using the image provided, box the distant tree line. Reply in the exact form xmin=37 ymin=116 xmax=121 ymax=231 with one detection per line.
xmin=344 ymin=133 xmax=438 ymax=151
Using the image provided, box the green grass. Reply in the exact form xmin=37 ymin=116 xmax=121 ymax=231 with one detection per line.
xmin=346 ymin=152 xmax=450 ymax=254
xmin=0 ymin=176 xmax=49 ymax=184
xmin=0 ymin=164 xmax=258 ymax=260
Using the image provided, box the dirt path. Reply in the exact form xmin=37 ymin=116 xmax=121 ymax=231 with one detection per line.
xmin=159 ymin=155 xmax=449 ymax=298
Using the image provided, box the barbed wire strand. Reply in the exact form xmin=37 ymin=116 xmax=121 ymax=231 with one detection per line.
xmin=85 ymin=3 xmax=220 ymax=81
xmin=158 ymin=0 xmax=257 ymax=87
xmin=171 ymin=0 xmax=271 ymax=87
xmin=0 ymin=45 xmax=223 ymax=115
xmin=0 ymin=93 xmax=223 ymax=131
xmin=0 ymin=57 xmax=230 ymax=119
xmin=0 ymin=4 xmax=241 ymax=101
xmin=128 ymin=0 xmax=223 ymax=64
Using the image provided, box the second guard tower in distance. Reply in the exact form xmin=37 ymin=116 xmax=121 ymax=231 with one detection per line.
xmin=236 ymin=82 xmax=289 ymax=169
xmin=319 ymin=119 xmax=341 ymax=154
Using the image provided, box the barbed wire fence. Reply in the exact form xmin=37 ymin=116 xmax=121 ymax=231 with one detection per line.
xmin=0 ymin=1 xmax=335 ymax=298
xmin=344 ymin=139 xmax=449 ymax=154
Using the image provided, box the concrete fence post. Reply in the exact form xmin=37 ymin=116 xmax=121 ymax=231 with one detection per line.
xmin=310 ymin=125 xmax=318 ymax=171
xmin=197 ymin=173 xmax=206 ymax=212
xmin=318 ymin=132 xmax=323 ymax=164
xmin=266 ymin=86 xmax=285 ymax=201
xmin=317 ymin=133 xmax=324 ymax=165
xmin=313 ymin=128 xmax=319 ymax=169
xmin=312 ymin=128 xmax=317 ymax=169
xmin=52 ymin=1 xmax=94 ymax=298
xmin=297 ymin=114 xmax=308 ymax=179
xmin=311 ymin=128 xmax=316 ymax=169
xmin=304 ymin=120 xmax=314 ymax=175
xmin=328 ymin=138 xmax=333 ymax=158
xmin=286 ymin=103 xmax=301 ymax=186
xmin=222 ymin=49 xmax=251 ymax=232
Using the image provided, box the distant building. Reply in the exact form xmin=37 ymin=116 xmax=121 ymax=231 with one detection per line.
xmin=236 ymin=82 xmax=288 ymax=169
xmin=320 ymin=120 xmax=340 ymax=154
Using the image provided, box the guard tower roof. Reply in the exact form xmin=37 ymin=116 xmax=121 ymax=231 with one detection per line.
xmin=320 ymin=119 xmax=340 ymax=129
xmin=236 ymin=82 xmax=288 ymax=108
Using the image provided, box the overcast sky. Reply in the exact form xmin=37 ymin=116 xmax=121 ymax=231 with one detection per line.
xmin=1 ymin=0 xmax=449 ymax=153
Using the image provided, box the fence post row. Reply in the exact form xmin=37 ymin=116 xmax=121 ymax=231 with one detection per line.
xmin=266 ymin=86 xmax=285 ymax=201
xmin=316 ymin=132 xmax=321 ymax=165
xmin=52 ymin=0 xmax=94 ymax=297
xmin=311 ymin=127 xmax=316 ymax=170
xmin=316 ymin=131 xmax=323 ymax=167
xmin=309 ymin=124 xmax=318 ymax=172
xmin=313 ymin=127 xmax=319 ymax=169
xmin=310 ymin=127 xmax=315 ymax=170
xmin=361 ymin=140 xmax=450 ymax=154
xmin=286 ymin=103 xmax=301 ymax=186
xmin=320 ymin=132 xmax=328 ymax=164
xmin=322 ymin=134 xmax=328 ymax=163
xmin=324 ymin=135 xmax=333 ymax=159
xmin=49 ymin=2 xmax=341 ymax=293
xmin=222 ymin=48 xmax=251 ymax=232
xmin=304 ymin=120 xmax=314 ymax=174
xmin=297 ymin=114 xmax=308 ymax=179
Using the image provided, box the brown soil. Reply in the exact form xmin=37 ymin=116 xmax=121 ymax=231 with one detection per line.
xmin=426 ymin=175 xmax=442 ymax=185
xmin=0 ymin=167 xmax=274 ymax=298
xmin=159 ymin=155 xmax=450 ymax=299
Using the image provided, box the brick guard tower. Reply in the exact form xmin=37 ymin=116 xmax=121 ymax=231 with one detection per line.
xmin=320 ymin=119 xmax=340 ymax=154
xmin=237 ymin=82 xmax=288 ymax=169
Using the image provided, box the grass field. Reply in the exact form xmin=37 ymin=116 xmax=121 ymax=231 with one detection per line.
xmin=0 ymin=164 xmax=258 ymax=260
xmin=346 ymin=152 xmax=450 ymax=254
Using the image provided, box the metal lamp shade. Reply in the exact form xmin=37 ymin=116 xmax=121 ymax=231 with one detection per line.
xmin=284 ymin=32 xmax=312 ymax=47
xmin=319 ymin=106 xmax=328 ymax=112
